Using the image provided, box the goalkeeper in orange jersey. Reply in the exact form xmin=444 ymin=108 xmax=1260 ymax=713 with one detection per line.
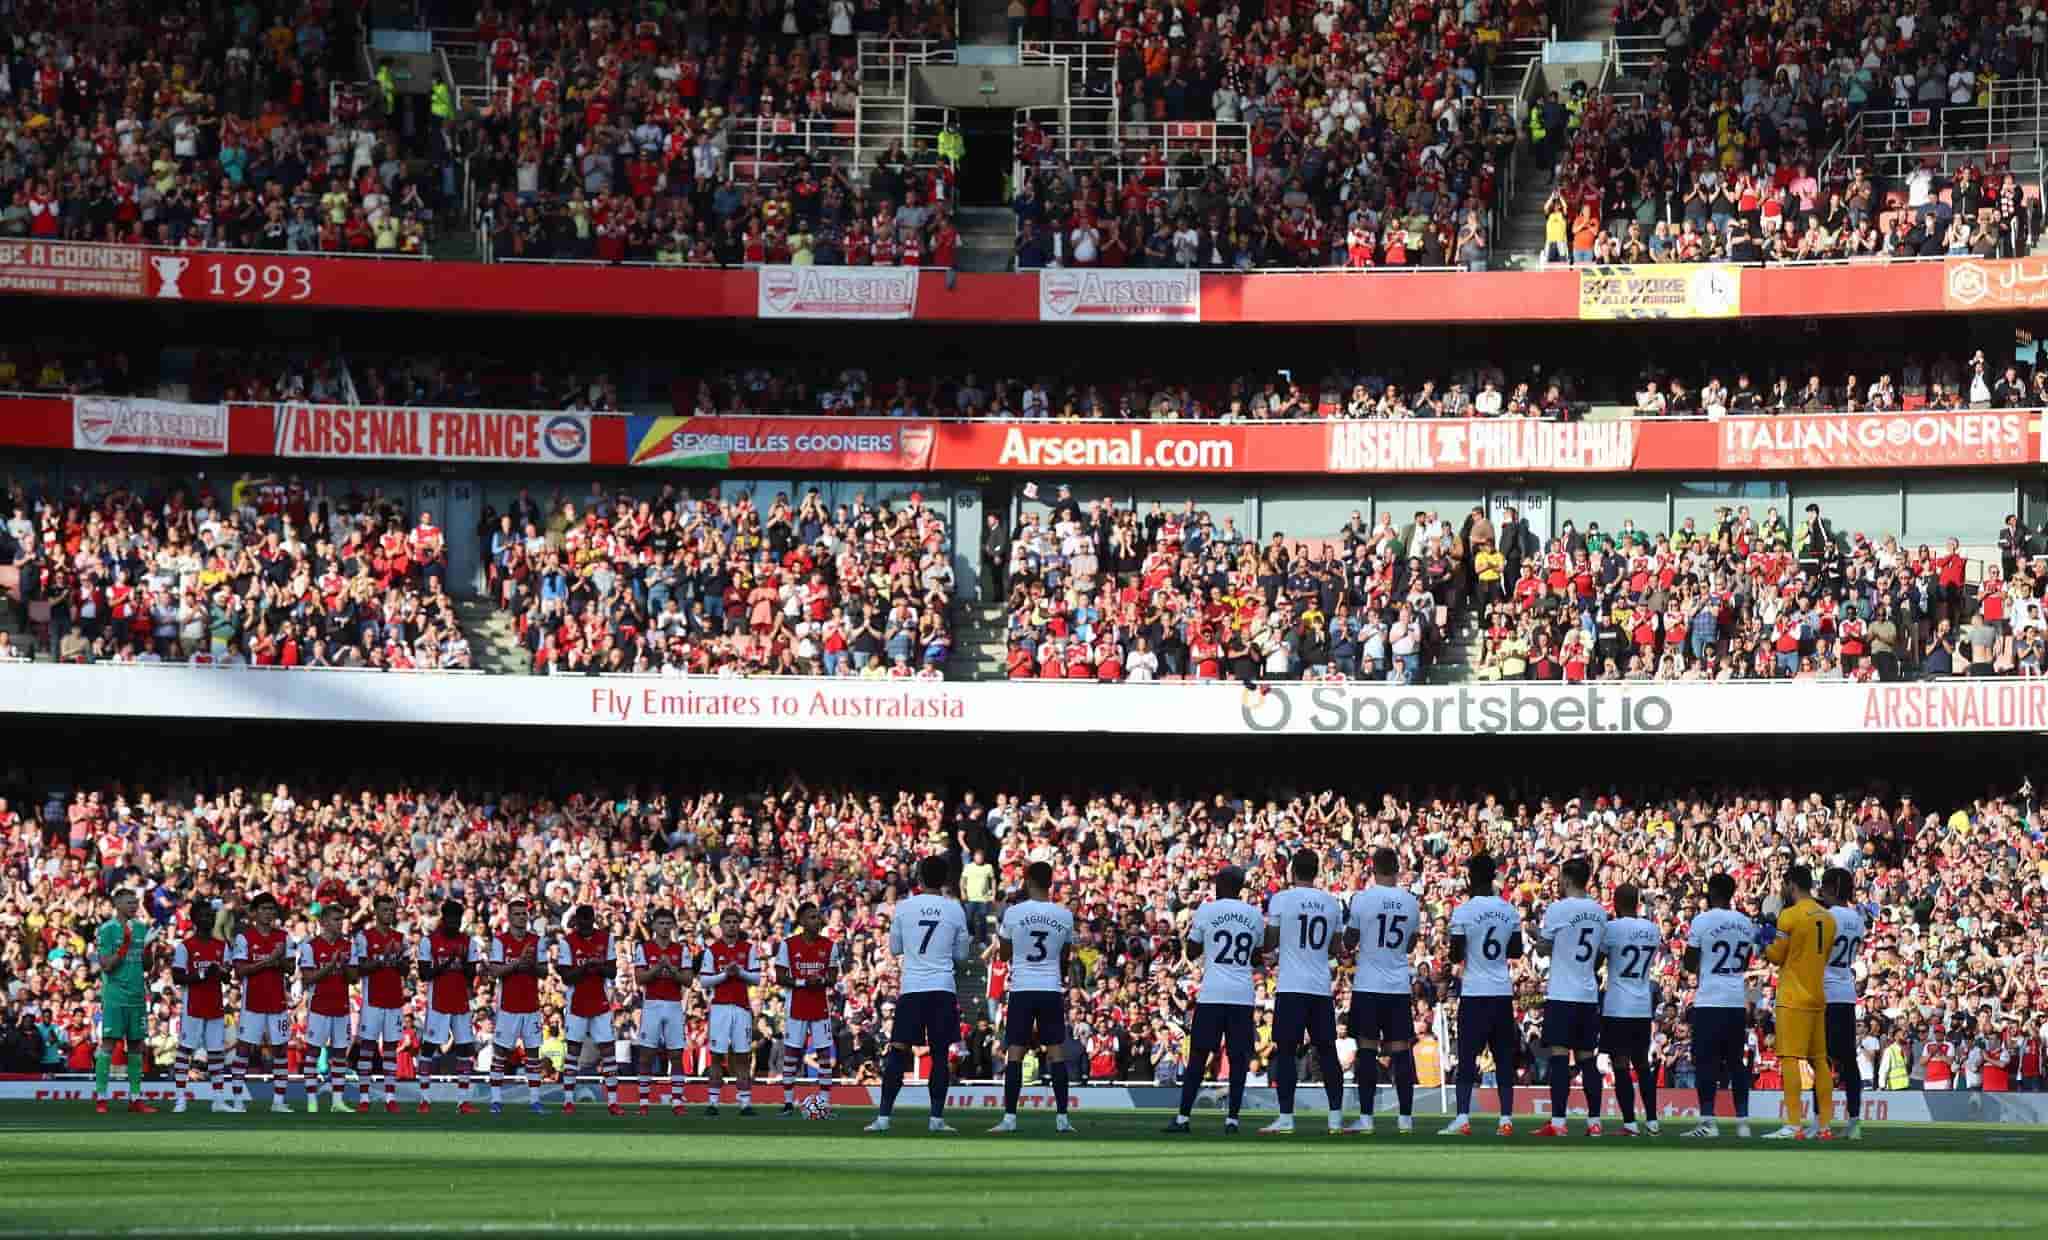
xmin=1762 ymin=866 xmax=1836 ymax=1141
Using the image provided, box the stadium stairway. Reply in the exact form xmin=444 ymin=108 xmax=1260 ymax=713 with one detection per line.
xmin=1501 ymin=176 xmax=1557 ymax=267
xmin=957 ymin=206 xmax=1019 ymax=273
xmin=1428 ymin=613 xmax=1486 ymax=685
xmin=958 ymin=948 xmax=992 ymax=1022
xmin=949 ymin=604 xmax=1009 ymax=679
xmin=1497 ymin=0 xmax=1621 ymax=268
xmin=455 ymin=597 xmax=531 ymax=675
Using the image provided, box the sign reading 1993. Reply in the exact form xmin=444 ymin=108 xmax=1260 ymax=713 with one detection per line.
xmin=149 ymin=253 xmax=316 ymax=302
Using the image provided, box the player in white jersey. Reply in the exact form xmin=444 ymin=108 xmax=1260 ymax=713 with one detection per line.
xmin=1440 ymin=853 xmax=1524 ymax=1137
xmin=1342 ymin=847 xmax=1421 ymax=1135
xmin=1258 ymin=849 xmax=1346 ymax=1135
xmin=1820 ymin=867 xmax=1867 ymax=1139
xmin=1681 ymin=873 xmax=1758 ymax=1138
xmin=1164 ymin=866 xmax=1263 ymax=1134
xmin=991 ymin=861 xmax=1079 ymax=1134
xmin=1597 ymin=884 xmax=1664 ymax=1136
xmin=866 ymin=856 xmax=969 ymax=1135
xmin=1534 ymin=857 xmax=1608 ymax=1136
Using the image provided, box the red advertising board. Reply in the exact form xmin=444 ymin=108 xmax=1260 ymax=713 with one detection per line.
xmin=931 ymin=419 xmax=1652 ymax=474
xmin=5 ymin=398 xmax=2045 ymax=475
xmin=0 ymin=245 xmax=1985 ymax=324
xmin=1717 ymin=411 xmax=2038 ymax=471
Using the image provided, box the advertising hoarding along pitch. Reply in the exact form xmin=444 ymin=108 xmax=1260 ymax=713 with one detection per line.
xmin=8 ymin=667 xmax=2048 ymax=738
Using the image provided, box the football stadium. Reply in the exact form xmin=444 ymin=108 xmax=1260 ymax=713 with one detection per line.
xmin=4 ymin=3 xmax=2048 ymax=1237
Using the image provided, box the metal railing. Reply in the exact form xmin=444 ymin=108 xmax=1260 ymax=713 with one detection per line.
xmin=1608 ymin=33 xmax=1667 ymax=80
xmin=1489 ymin=36 xmax=1548 ymax=92
xmin=727 ymin=116 xmax=860 ymax=182
xmin=857 ymin=38 xmax=953 ymax=94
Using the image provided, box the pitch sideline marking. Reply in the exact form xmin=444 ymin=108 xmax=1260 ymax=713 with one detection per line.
xmin=0 ymin=1221 xmax=2033 ymax=1238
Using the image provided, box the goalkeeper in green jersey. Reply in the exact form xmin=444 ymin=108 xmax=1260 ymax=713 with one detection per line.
xmin=95 ymin=888 xmax=158 ymax=1114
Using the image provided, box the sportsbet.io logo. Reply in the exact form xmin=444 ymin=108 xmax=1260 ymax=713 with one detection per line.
xmin=1239 ymin=686 xmax=1674 ymax=735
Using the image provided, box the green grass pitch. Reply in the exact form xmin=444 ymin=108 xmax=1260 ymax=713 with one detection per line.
xmin=2 ymin=1104 xmax=2045 ymax=1239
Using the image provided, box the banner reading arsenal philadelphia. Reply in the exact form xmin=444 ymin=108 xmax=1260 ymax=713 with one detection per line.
xmin=938 ymin=420 xmax=1643 ymax=473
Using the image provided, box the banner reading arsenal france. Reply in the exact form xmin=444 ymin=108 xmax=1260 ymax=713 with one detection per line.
xmin=627 ymin=416 xmax=936 ymax=470
xmin=1717 ymin=410 xmax=2039 ymax=471
xmin=268 ymin=404 xmax=593 ymax=464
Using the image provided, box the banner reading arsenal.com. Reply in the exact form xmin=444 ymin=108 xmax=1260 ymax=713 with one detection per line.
xmin=1039 ymin=268 xmax=1200 ymax=323
xmin=72 ymin=397 xmax=225 ymax=456
xmin=269 ymin=404 xmax=593 ymax=464
xmin=756 ymin=265 xmax=917 ymax=319
xmin=1717 ymin=411 xmax=2037 ymax=471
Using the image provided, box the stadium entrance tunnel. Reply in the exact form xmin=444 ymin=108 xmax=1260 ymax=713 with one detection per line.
xmin=960 ymin=109 xmax=1014 ymax=207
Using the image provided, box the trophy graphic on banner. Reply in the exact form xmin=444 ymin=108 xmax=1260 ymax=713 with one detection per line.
xmin=151 ymin=255 xmax=190 ymax=300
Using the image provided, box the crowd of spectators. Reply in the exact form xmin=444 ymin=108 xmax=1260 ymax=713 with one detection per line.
xmin=0 ymin=346 xmax=143 ymax=397
xmin=991 ymin=492 xmax=2043 ymax=686
xmin=1009 ymin=7 xmax=1520 ymax=272
xmin=0 ymin=475 xmax=469 ymax=670
xmin=489 ymin=485 xmax=956 ymax=678
xmin=2 ymin=766 xmax=2043 ymax=1097
xmin=0 ymin=3 xmax=445 ymax=256
xmin=677 ymin=360 xmax=1587 ymax=420
xmin=1465 ymin=505 xmax=2045 ymax=683
xmin=997 ymin=492 xmax=1456 ymax=683
xmin=1536 ymin=0 xmax=2048 ymax=266
xmin=466 ymin=2 xmax=964 ymax=267
xmin=1632 ymin=351 xmax=2048 ymax=415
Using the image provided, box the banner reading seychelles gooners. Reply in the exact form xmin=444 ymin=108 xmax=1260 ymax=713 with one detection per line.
xmin=627 ymin=416 xmax=936 ymax=470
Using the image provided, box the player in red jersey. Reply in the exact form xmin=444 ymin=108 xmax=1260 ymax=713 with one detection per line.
xmin=170 ymin=898 xmax=231 ymax=1113
xmin=773 ymin=902 xmax=839 ymax=1117
xmin=632 ymin=908 xmax=696 ymax=1117
xmin=229 ymin=892 xmax=296 ymax=1113
xmin=487 ymin=897 xmax=548 ymax=1114
xmin=349 ymin=894 xmax=408 ymax=1113
xmin=415 ymin=898 xmax=482 ymax=1114
xmin=297 ymin=903 xmax=357 ymax=1113
xmin=555 ymin=904 xmax=621 ymax=1115
xmin=697 ymin=909 xmax=762 ymax=1116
